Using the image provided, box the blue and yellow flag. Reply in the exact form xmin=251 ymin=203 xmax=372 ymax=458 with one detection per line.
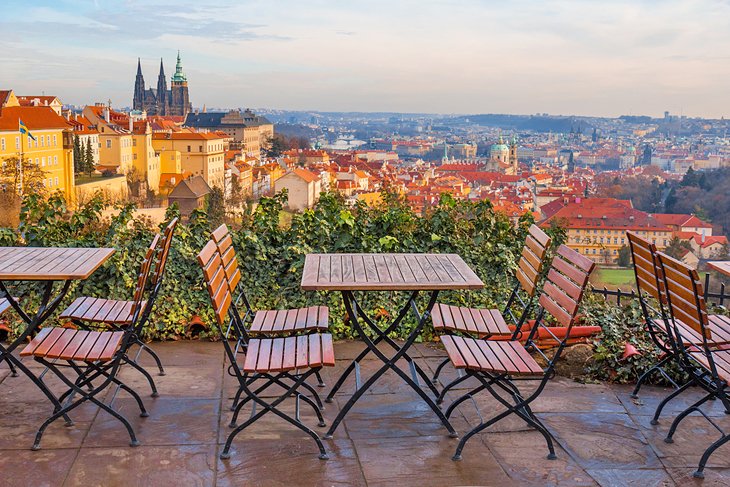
xmin=19 ymin=119 xmax=36 ymax=141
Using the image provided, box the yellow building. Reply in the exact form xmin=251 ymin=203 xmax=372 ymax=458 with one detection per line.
xmin=184 ymin=109 xmax=273 ymax=160
xmin=83 ymin=104 xmax=135 ymax=174
xmin=152 ymin=131 xmax=226 ymax=189
xmin=0 ymin=89 xmax=75 ymax=202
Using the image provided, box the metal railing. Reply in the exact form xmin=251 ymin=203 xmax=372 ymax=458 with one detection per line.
xmin=592 ymin=273 xmax=728 ymax=308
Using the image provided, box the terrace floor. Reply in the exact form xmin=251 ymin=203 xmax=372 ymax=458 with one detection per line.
xmin=2 ymin=340 xmax=730 ymax=486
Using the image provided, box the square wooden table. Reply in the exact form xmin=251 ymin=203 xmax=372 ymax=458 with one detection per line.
xmin=301 ymin=253 xmax=484 ymax=439
xmin=0 ymin=247 xmax=115 ymax=421
xmin=708 ymin=261 xmax=730 ymax=278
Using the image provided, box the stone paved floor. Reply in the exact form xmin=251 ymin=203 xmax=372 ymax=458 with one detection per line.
xmin=2 ymin=340 xmax=730 ymax=486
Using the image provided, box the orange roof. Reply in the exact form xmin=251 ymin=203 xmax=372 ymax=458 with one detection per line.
xmin=652 ymin=213 xmax=713 ymax=229
xmin=0 ymin=106 xmax=69 ymax=131
xmin=152 ymin=131 xmax=225 ymax=141
xmin=17 ymin=96 xmax=60 ymax=107
xmin=290 ymin=168 xmax=320 ymax=183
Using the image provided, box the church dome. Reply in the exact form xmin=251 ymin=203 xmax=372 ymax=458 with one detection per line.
xmin=490 ymin=143 xmax=509 ymax=153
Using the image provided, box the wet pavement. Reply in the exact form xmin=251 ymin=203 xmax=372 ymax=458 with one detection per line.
xmin=1 ymin=339 xmax=729 ymax=486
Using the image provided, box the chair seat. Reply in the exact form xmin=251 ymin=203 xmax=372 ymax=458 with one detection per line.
xmin=677 ymin=314 xmax=730 ymax=347
xmin=250 ymin=306 xmax=329 ymax=334
xmin=431 ymin=304 xmax=511 ymax=337
xmin=60 ymin=297 xmax=144 ymax=325
xmin=20 ymin=327 xmax=125 ymax=362
xmin=243 ymin=334 xmax=336 ymax=373
xmin=440 ymin=335 xmax=543 ymax=376
xmin=689 ymin=348 xmax=730 ymax=384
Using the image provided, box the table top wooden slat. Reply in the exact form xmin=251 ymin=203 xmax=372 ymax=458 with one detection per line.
xmin=708 ymin=261 xmax=730 ymax=278
xmin=301 ymin=253 xmax=484 ymax=291
xmin=0 ymin=247 xmax=115 ymax=280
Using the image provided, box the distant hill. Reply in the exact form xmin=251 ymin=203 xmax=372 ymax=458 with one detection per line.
xmin=450 ymin=114 xmax=596 ymax=133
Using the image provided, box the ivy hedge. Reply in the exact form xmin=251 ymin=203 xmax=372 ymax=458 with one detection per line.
xmin=3 ymin=190 xmax=723 ymax=385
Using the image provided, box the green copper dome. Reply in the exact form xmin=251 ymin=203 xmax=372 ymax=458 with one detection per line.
xmin=171 ymin=51 xmax=187 ymax=83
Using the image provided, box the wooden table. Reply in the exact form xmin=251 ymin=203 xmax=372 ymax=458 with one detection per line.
xmin=0 ymin=247 xmax=114 ymax=420
xmin=302 ymin=253 xmax=484 ymax=439
xmin=708 ymin=261 xmax=730 ymax=278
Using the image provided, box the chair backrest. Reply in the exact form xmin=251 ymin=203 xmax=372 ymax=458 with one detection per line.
xmin=211 ymin=224 xmax=241 ymax=294
xmin=131 ymin=233 xmax=161 ymax=324
xmin=537 ymin=245 xmax=595 ymax=331
xmin=627 ymin=232 xmax=665 ymax=305
xmin=656 ymin=252 xmax=710 ymax=340
xmin=197 ymin=239 xmax=232 ymax=327
xmin=516 ymin=224 xmax=552 ymax=297
xmin=150 ymin=217 xmax=179 ymax=287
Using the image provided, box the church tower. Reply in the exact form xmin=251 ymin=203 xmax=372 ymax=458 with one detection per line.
xmin=156 ymin=58 xmax=168 ymax=116
xmin=509 ymin=135 xmax=518 ymax=173
xmin=169 ymin=51 xmax=192 ymax=117
xmin=133 ymin=58 xmax=146 ymax=111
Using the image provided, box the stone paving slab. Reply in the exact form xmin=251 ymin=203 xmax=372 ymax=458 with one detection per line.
xmin=2 ymin=339 xmax=730 ymax=485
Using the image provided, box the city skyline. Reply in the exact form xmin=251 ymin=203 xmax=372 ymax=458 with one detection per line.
xmin=2 ymin=0 xmax=730 ymax=118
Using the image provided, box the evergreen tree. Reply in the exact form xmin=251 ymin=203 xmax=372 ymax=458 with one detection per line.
xmin=73 ymin=135 xmax=82 ymax=174
xmin=84 ymin=139 xmax=94 ymax=176
xmin=206 ymin=186 xmax=226 ymax=229
xmin=617 ymin=245 xmax=631 ymax=267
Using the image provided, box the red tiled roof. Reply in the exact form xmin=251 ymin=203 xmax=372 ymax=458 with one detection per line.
xmin=540 ymin=198 xmax=669 ymax=232
xmin=652 ymin=213 xmax=713 ymax=228
xmin=290 ymin=168 xmax=320 ymax=183
xmin=0 ymin=106 xmax=70 ymax=131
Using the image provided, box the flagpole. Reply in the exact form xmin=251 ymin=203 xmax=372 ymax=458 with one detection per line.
xmin=18 ymin=120 xmax=24 ymax=197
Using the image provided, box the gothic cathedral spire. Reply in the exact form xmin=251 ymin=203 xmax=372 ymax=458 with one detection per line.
xmin=157 ymin=58 xmax=168 ymax=116
xmin=133 ymin=57 xmax=145 ymax=111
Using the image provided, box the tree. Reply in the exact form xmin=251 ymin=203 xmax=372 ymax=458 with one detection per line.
xmin=617 ymin=245 xmax=631 ymax=267
xmin=227 ymin=176 xmax=243 ymax=210
xmin=664 ymin=236 xmax=692 ymax=260
xmin=84 ymin=139 xmax=94 ymax=175
xmin=263 ymin=134 xmax=288 ymax=158
xmin=0 ymin=156 xmax=48 ymax=197
xmin=206 ymin=186 xmax=225 ymax=228
xmin=73 ymin=134 xmax=83 ymax=174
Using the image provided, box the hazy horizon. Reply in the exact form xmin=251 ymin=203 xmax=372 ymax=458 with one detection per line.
xmin=3 ymin=0 xmax=730 ymax=119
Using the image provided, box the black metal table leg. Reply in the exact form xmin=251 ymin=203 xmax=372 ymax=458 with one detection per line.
xmin=0 ymin=280 xmax=75 ymax=424
xmin=325 ymin=290 xmax=456 ymax=439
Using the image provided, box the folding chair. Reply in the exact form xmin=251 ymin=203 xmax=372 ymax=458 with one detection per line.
xmin=20 ymin=234 xmax=161 ymax=450
xmin=208 ymin=224 xmax=329 ymax=409
xmin=438 ymin=245 xmax=594 ymax=461
xmin=626 ymin=232 xmax=680 ymax=400
xmin=431 ymin=224 xmax=552 ymax=399
xmin=58 ymin=218 xmax=178 ymax=394
xmin=197 ymin=238 xmax=336 ymax=460
xmin=656 ymin=252 xmax=730 ymax=478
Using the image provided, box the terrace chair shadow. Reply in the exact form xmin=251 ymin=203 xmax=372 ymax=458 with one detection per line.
xmin=56 ymin=218 xmax=178 ymax=396
xmin=430 ymin=224 xmax=552 ymax=402
xmin=438 ymin=245 xmax=595 ymax=461
xmin=656 ymin=252 xmax=730 ymax=479
xmin=20 ymin=233 xmax=161 ymax=450
xmin=197 ymin=236 xmax=336 ymax=460
xmin=206 ymin=224 xmax=330 ymax=410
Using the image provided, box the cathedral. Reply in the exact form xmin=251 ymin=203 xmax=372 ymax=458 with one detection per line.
xmin=133 ymin=52 xmax=192 ymax=117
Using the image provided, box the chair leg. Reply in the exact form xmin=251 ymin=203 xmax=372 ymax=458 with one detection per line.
xmin=651 ymin=379 xmax=695 ymax=425
xmin=438 ymin=373 xmax=472 ymax=405
xmin=453 ymin=406 xmax=516 ymax=461
xmin=314 ymin=370 xmax=325 ymax=388
xmin=432 ymin=357 xmax=450 ymax=385
xmin=444 ymin=383 xmax=487 ymax=419
xmin=138 ymin=341 xmax=165 ymax=376
xmin=123 ymin=356 xmax=159 ymax=397
xmin=664 ymin=393 xmax=714 ymax=443
xmin=694 ymin=432 xmax=730 ymax=478
xmin=632 ymin=354 xmax=673 ymax=399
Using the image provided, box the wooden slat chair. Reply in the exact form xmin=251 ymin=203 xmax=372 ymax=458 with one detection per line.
xmin=430 ymin=224 xmax=552 ymax=396
xmin=209 ymin=224 xmax=329 ymax=400
xmin=439 ymin=245 xmax=595 ymax=461
xmin=59 ymin=218 xmax=179 ymax=385
xmin=656 ymin=252 xmax=730 ymax=479
xmin=626 ymin=232 xmax=680 ymax=400
xmin=20 ymin=234 xmax=161 ymax=450
xmin=197 ymin=238 xmax=335 ymax=460
xmin=0 ymin=297 xmax=19 ymax=376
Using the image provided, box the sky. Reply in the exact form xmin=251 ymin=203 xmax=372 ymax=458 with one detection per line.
xmin=2 ymin=0 xmax=730 ymax=118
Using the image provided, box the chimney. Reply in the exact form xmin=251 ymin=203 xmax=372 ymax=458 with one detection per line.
xmin=103 ymin=107 xmax=110 ymax=123
xmin=129 ymin=116 xmax=133 ymax=133
xmin=702 ymin=229 xmax=706 ymax=244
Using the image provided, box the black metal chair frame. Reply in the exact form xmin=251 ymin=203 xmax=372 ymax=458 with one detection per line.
xmin=431 ymin=283 xmax=538 ymax=404
xmin=443 ymin=247 xmax=595 ymax=461
xmin=626 ymin=233 xmax=683 ymax=401
xmin=29 ymin=235 xmax=161 ymax=450
xmin=324 ymin=289 xmax=457 ymax=439
xmin=0 ymin=281 xmax=75 ymax=426
xmin=657 ymin=253 xmax=730 ymax=479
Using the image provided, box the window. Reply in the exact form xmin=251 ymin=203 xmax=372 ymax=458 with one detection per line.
xmin=40 ymin=136 xmax=44 ymax=147
xmin=134 ymin=154 xmax=137 ymax=160
xmin=187 ymin=145 xmax=191 ymax=152
xmin=592 ymin=249 xmax=596 ymax=254
xmin=54 ymin=156 xmax=57 ymax=165
xmin=106 ymin=140 xmax=111 ymax=149
xmin=55 ymin=177 xmax=59 ymax=186
xmin=133 ymin=139 xmax=137 ymax=147
xmin=35 ymin=158 xmax=39 ymax=165
xmin=41 ymin=157 xmax=46 ymax=166
xmin=53 ymin=135 xmax=57 ymax=146
xmin=199 ymin=145 xmax=203 ymax=152
xmin=0 ymin=138 xmax=4 ymax=151
xmin=15 ymin=137 xmax=19 ymax=149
